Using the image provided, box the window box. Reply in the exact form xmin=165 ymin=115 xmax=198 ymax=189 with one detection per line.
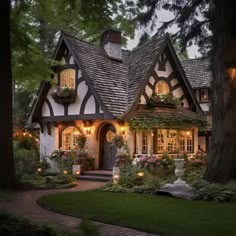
xmin=147 ymin=93 xmax=180 ymax=108
xmin=52 ymin=87 xmax=77 ymax=105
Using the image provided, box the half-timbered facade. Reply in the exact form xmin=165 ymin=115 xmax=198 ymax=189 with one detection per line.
xmin=27 ymin=29 xmax=206 ymax=169
xmin=182 ymin=58 xmax=212 ymax=152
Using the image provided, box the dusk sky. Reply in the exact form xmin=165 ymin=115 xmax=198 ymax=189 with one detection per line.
xmin=126 ymin=9 xmax=201 ymax=58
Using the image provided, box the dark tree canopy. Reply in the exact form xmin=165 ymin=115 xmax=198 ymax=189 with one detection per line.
xmin=0 ymin=0 xmax=16 ymax=188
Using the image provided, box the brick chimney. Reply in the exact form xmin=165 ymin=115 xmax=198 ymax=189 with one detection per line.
xmin=100 ymin=29 xmax=122 ymax=61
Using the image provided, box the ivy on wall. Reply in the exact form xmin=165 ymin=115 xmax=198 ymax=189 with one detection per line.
xmin=129 ymin=108 xmax=207 ymax=131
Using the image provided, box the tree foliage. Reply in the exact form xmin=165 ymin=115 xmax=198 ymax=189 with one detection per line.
xmin=11 ymin=0 xmax=136 ymax=90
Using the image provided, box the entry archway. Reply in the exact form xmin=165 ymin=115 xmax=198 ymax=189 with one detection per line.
xmin=99 ymin=123 xmax=117 ymax=169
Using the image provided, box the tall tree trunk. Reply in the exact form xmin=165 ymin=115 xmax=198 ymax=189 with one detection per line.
xmin=0 ymin=0 xmax=16 ymax=188
xmin=204 ymin=0 xmax=236 ymax=183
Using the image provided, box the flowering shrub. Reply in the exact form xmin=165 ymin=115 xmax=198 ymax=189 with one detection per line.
xmin=159 ymin=152 xmax=174 ymax=169
xmin=50 ymin=149 xmax=76 ymax=173
xmin=188 ymin=150 xmax=207 ymax=166
xmin=177 ymin=150 xmax=189 ymax=163
xmin=139 ymin=155 xmax=160 ymax=169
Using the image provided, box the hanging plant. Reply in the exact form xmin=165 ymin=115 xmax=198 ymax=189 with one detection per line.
xmin=77 ymin=134 xmax=86 ymax=149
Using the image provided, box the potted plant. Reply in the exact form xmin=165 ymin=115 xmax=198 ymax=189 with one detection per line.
xmin=74 ymin=134 xmax=94 ymax=172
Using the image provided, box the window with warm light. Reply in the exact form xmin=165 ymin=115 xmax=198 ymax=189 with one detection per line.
xmin=60 ymin=69 xmax=75 ymax=89
xmin=154 ymin=129 xmax=193 ymax=153
xmin=200 ymin=88 xmax=208 ymax=102
xmin=155 ymin=80 xmax=170 ymax=95
xmin=62 ymin=126 xmax=80 ymax=150
xmin=142 ymin=132 xmax=148 ymax=154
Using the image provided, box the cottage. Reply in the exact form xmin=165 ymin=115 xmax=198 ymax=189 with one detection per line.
xmin=27 ymin=29 xmax=206 ymax=169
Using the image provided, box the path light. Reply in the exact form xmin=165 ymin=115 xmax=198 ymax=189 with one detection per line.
xmin=137 ymin=171 xmax=145 ymax=178
xmin=63 ymin=170 xmax=68 ymax=175
xmin=37 ymin=167 xmax=42 ymax=173
xmin=76 ymin=170 xmax=80 ymax=175
xmin=113 ymin=167 xmax=120 ymax=184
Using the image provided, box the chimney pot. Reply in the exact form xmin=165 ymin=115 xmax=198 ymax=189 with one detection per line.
xmin=101 ymin=29 xmax=122 ymax=61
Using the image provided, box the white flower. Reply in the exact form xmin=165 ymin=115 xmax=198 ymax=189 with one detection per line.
xmin=132 ymin=157 xmax=141 ymax=165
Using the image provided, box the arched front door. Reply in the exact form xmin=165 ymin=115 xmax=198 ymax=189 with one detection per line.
xmin=99 ymin=124 xmax=117 ymax=169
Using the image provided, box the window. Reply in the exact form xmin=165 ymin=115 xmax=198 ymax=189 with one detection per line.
xmin=142 ymin=132 xmax=148 ymax=154
xmin=62 ymin=127 xmax=80 ymax=150
xmin=155 ymin=129 xmax=193 ymax=153
xmin=157 ymin=130 xmax=164 ymax=153
xmin=155 ymin=80 xmax=170 ymax=95
xmin=166 ymin=130 xmax=177 ymax=152
xmin=200 ymin=88 xmax=208 ymax=102
xmin=60 ymin=69 xmax=75 ymax=89
xmin=134 ymin=131 xmax=137 ymax=154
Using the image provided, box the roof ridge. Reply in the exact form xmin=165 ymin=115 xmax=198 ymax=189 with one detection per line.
xmin=130 ymin=33 xmax=168 ymax=53
xmin=63 ymin=31 xmax=131 ymax=54
xmin=181 ymin=57 xmax=208 ymax=62
xmin=63 ymin=31 xmax=102 ymax=48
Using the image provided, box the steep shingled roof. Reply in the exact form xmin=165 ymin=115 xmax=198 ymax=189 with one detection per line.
xmin=128 ymin=35 xmax=167 ymax=109
xmin=63 ymin=33 xmax=168 ymax=117
xmin=181 ymin=58 xmax=212 ymax=89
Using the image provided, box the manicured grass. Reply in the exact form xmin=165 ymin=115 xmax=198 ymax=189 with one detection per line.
xmin=38 ymin=191 xmax=236 ymax=236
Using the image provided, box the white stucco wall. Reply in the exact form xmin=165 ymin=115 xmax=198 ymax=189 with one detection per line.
xmin=42 ymin=89 xmax=64 ymax=117
xmin=42 ymin=102 xmax=50 ymax=117
xmin=68 ymin=80 xmax=88 ymax=115
xmin=172 ymin=87 xmax=184 ymax=98
xmin=69 ymin=56 xmax=75 ymax=64
xmin=200 ymin=103 xmax=210 ymax=112
xmin=84 ymin=95 xmax=96 ymax=114
xmin=140 ymin=95 xmax=146 ymax=104
xmin=40 ymin=125 xmax=58 ymax=158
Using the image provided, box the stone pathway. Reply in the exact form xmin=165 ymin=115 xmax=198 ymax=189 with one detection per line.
xmin=0 ymin=181 xmax=158 ymax=236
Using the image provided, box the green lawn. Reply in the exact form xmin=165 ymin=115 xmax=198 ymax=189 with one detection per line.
xmin=38 ymin=191 xmax=236 ymax=236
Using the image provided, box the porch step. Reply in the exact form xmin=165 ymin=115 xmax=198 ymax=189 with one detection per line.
xmin=77 ymin=170 xmax=112 ymax=182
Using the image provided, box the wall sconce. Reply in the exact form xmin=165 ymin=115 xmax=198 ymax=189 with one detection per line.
xmin=186 ymin=131 xmax=191 ymax=136
xmin=84 ymin=127 xmax=91 ymax=135
xmin=121 ymin=126 xmax=125 ymax=135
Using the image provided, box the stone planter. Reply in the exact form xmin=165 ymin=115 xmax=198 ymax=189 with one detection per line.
xmin=115 ymin=156 xmax=130 ymax=168
xmin=173 ymin=158 xmax=187 ymax=187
